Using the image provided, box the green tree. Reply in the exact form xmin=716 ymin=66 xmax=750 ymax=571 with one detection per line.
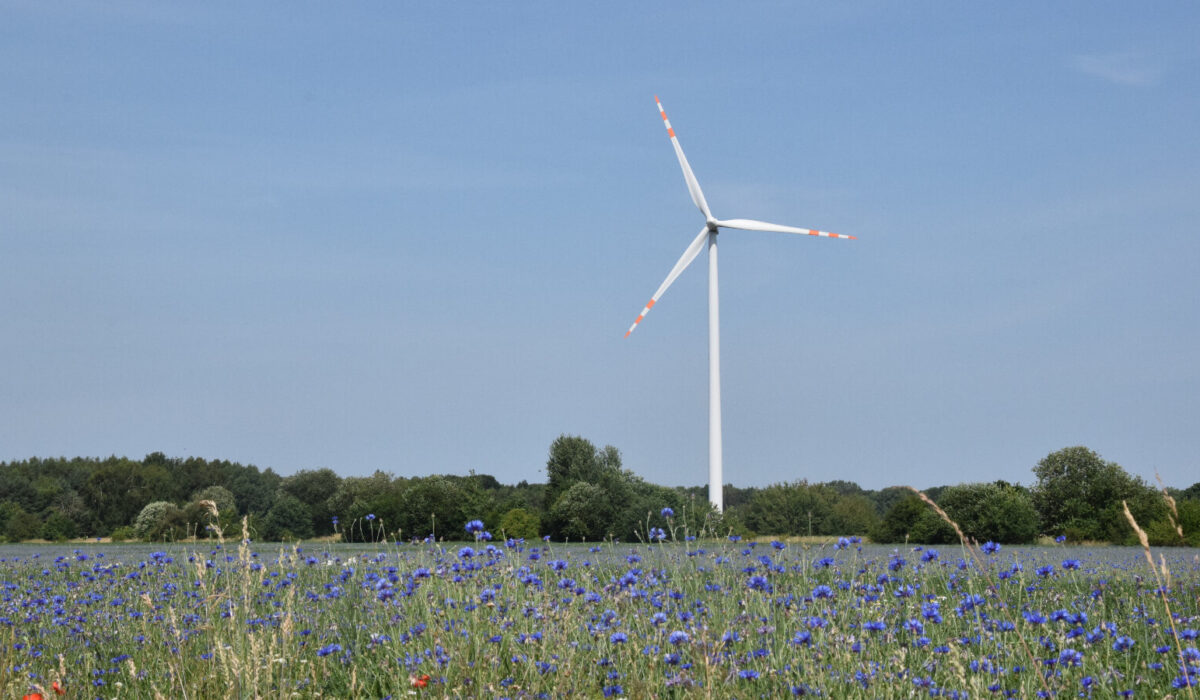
xmin=40 ymin=511 xmax=78 ymax=541
xmin=134 ymin=501 xmax=177 ymax=540
xmin=543 ymin=436 xmax=636 ymax=541
xmin=499 ymin=507 xmax=541 ymax=540
xmin=1145 ymin=499 xmax=1200 ymax=546
xmin=548 ymin=481 xmax=613 ymax=541
xmin=871 ymin=494 xmax=954 ymax=544
xmin=3 ymin=505 xmax=42 ymax=541
xmin=1031 ymin=447 xmax=1146 ymax=541
xmin=259 ymin=493 xmax=315 ymax=541
xmin=280 ymin=468 xmax=341 ymax=537
xmin=829 ymin=493 xmax=880 ymax=535
xmin=191 ymin=485 xmax=237 ymax=516
xmin=742 ymin=481 xmax=833 ymax=536
xmin=938 ymin=482 xmax=1039 ymax=544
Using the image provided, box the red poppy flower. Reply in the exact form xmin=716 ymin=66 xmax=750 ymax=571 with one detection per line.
xmin=23 ymin=693 xmax=45 ymax=700
xmin=409 ymin=673 xmax=431 ymax=688
xmin=52 ymin=681 xmax=66 ymax=696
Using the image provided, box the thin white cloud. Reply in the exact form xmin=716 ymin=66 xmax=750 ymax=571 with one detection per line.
xmin=1073 ymin=51 xmax=1161 ymax=87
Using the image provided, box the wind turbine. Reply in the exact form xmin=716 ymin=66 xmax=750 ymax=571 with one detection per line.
xmin=625 ymin=97 xmax=855 ymax=513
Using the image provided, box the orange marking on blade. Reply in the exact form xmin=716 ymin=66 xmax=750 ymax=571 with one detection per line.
xmin=667 ymin=128 xmax=675 ymax=138
xmin=661 ymin=111 xmax=669 ymax=120
xmin=624 ymin=330 xmax=632 ymax=338
xmin=646 ymin=299 xmax=656 ymax=309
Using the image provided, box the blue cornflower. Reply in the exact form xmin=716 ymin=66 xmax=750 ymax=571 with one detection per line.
xmin=1058 ymin=648 xmax=1083 ymax=667
xmin=738 ymin=669 xmax=760 ymax=680
xmin=1019 ymin=610 xmax=1046 ymax=626
xmin=458 ymin=546 xmax=476 ymax=559
xmin=921 ymin=548 xmax=939 ymax=562
xmin=668 ymin=630 xmax=689 ymax=646
xmin=1056 ymin=534 xmax=1067 ymax=543
xmin=661 ymin=507 xmax=675 ymax=518
xmin=981 ymin=541 xmax=1000 ymax=554
xmin=609 ymin=632 xmax=628 ymax=644
xmin=465 ymin=519 xmax=485 ymax=534
xmin=317 ymin=643 xmax=342 ymax=657
xmin=812 ymin=585 xmax=834 ymax=599
xmin=366 ymin=513 xmax=376 ymax=521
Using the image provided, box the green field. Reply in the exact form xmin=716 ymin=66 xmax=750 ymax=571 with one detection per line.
xmin=2 ymin=535 xmax=1197 ymax=698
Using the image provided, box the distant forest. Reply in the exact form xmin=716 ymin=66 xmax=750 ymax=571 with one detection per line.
xmin=2 ymin=438 xmax=1197 ymax=545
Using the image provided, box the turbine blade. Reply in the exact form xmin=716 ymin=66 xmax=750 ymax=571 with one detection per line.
xmin=625 ymin=227 xmax=710 ymax=337
xmin=656 ymin=97 xmax=712 ymax=220
xmin=716 ymin=218 xmax=856 ymax=240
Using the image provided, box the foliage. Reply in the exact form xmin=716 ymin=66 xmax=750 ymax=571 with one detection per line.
xmin=548 ymin=481 xmax=613 ymax=541
xmin=260 ymin=493 xmax=314 ymax=542
xmin=742 ymin=481 xmax=833 ymax=537
xmin=2 ymin=504 xmax=41 ymax=542
xmin=544 ymin=436 xmax=635 ymax=541
xmin=280 ymin=468 xmax=341 ymax=537
xmin=498 ymin=508 xmax=540 ymax=540
xmin=134 ymin=501 xmax=177 ymax=540
xmin=1031 ymin=446 xmax=1148 ymax=541
xmin=828 ymin=493 xmax=880 ymax=535
xmin=938 ymin=482 xmax=1040 ymax=544
xmin=871 ymin=494 xmax=953 ymax=544
xmin=1145 ymin=499 xmax=1200 ymax=546
xmin=108 ymin=525 xmax=136 ymax=542
xmin=0 ymin=442 xmax=1187 ymax=546
xmin=40 ymin=511 xmax=77 ymax=541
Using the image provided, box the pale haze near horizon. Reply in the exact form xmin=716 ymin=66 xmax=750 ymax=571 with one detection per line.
xmin=2 ymin=2 xmax=1197 ymax=491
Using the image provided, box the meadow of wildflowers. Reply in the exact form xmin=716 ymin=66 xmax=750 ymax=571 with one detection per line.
xmin=1 ymin=517 xmax=1198 ymax=698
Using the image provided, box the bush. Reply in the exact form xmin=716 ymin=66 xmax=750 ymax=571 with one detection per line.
xmin=134 ymin=501 xmax=177 ymax=540
xmin=40 ymin=511 xmax=77 ymax=541
xmin=3 ymin=506 xmax=42 ymax=542
xmin=499 ymin=508 xmax=540 ymax=541
xmin=871 ymin=495 xmax=927 ymax=544
xmin=939 ymin=482 xmax=1039 ymax=544
xmin=260 ymin=493 xmax=315 ymax=541
xmin=109 ymin=525 xmax=137 ymax=542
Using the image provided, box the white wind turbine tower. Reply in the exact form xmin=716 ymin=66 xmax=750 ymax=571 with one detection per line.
xmin=626 ymin=97 xmax=855 ymax=513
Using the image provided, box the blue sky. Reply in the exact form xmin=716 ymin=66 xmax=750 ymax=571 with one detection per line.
xmin=3 ymin=2 xmax=1197 ymax=490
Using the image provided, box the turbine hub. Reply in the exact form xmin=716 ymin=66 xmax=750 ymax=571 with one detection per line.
xmin=706 ymin=219 xmax=719 ymax=232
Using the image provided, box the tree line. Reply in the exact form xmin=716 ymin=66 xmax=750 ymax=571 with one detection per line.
xmin=1 ymin=440 xmax=1196 ymax=545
